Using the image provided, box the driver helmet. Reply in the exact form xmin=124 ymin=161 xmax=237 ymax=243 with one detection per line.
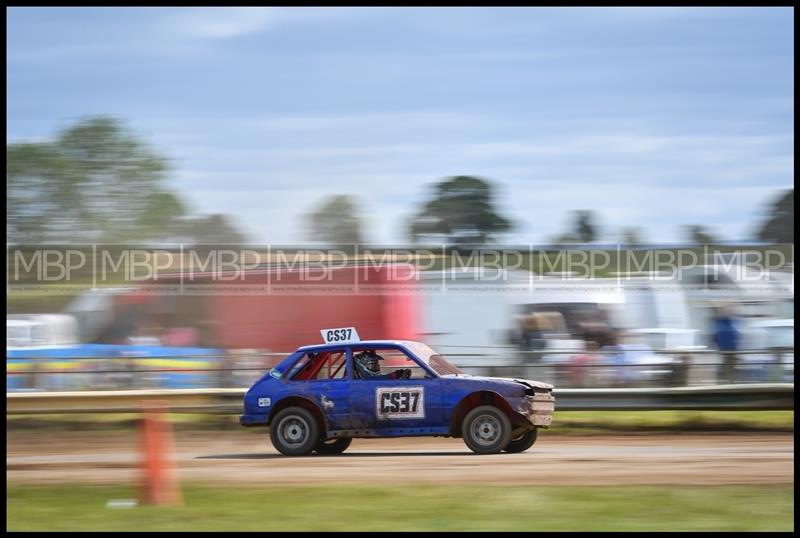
xmin=354 ymin=350 xmax=383 ymax=376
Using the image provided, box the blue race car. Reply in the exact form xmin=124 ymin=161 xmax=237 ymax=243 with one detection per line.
xmin=240 ymin=328 xmax=555 ymax=456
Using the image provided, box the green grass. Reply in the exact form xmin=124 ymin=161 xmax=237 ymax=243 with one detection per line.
xmin=551 ymin=410 xmax=794 ymax=433
xmin=7 ymin=410 xmax=794 ymax=433
xmin=6 ymin=412 xmax=242 ymax=432
xmin=6 ymin=483 xmax=793 ymax=531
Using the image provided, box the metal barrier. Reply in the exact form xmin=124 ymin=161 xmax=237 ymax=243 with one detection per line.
xmin=6 ymin=388 xmax=245 ymax=414
xmin=6 ymin=384 xmax=794 ymax=414
xmin=550 ymin=383 xmax=794 ymax=410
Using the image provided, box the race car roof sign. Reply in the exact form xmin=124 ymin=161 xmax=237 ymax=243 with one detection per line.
xmin=321 ymin=327 xmax=360 ymax=344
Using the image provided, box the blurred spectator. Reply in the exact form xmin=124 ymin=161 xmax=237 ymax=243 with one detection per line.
xmin=711 ymin=306 xmax=740 ymax=384
xmin=569 ymin=340 xmax=602 ymax=387
xmin=542 ymin=311 xmax=568 ymax=336
xmin=522 ymin=313 xmax=546 ymax=352
xmin=600 ymin=331 xmax=626 ymax=387
xmin=578 ymin=320 xmax=612 ymax=348
xmin=599 ymin=330 xmax=681 ymax=388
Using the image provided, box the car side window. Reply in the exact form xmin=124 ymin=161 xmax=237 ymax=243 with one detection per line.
xmin=290 ymin=350 xmax=347 ymax=381
xmin=352 ymin=348 xmax=430 ymax=380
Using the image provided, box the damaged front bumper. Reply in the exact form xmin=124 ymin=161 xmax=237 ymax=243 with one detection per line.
xmin=512 ymin=379 xmax=555 ymax=427
xmin=519 ymin=391 xmax=555 ymax=427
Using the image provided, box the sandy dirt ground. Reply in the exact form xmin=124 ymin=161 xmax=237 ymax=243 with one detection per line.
xmin=6 ymin=429 xmax=794 ymax=486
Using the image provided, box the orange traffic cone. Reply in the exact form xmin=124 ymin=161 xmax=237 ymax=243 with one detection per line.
xmin=139 ymin=400 xmax=182 ymax=506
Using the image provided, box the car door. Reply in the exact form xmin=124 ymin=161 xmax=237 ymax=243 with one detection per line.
xmin=347 ymin=346 xmax=442 ymax=432
xmin=285 ymin=348 xmax=352 ymax=431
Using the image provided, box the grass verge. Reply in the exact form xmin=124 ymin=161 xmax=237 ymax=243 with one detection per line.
xmin=550 ymin=410 xmax=795 ymax=433
xmin=6 ymin=483 xmax=793 ymax=531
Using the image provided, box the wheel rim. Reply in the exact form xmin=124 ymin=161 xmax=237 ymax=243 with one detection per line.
xmin=321 ymin=438 xmax=338 ymax=446
xmin=278 ymin=415 xmax=310 ymax=448
xmin=511 ymin=433 xmax=525 ymax=442
xmin=471 ymin=414 xmax=501 ymax=447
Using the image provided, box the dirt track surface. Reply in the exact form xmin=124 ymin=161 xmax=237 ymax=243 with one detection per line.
xmin=7 ymin=430 xmax=794 ymax=486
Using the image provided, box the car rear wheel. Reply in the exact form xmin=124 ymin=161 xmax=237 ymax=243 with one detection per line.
xmin=314 ymin=437 xmax=352 ymax=455
xmin=503 ymin=428 xmax=538 ymax=453
xmin=270 ymin=407 xmax=319 ymax=456
xmin=462 ymin=405 xmax=512 ymax=454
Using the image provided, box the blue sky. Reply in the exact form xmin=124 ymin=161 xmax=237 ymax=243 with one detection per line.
xmin=7 ymin=7 xmax=794 ymax=245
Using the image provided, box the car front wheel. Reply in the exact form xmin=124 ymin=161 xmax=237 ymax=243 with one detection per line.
xmin=503 ymin=428 xmax=538 ymax=453
xmin=314 ymin=437 xmax=352 ymax=455
xmin=270 ymin=407 xmax=320 ymax=456
xmin=462 ymin=405 xmax=512 ymax=454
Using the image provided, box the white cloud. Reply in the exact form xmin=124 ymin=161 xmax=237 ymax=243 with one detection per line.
xmin=161 ymin=7 xmax=365 ymax=41
xmin=165 ymin=7 xmax=277 ymax=40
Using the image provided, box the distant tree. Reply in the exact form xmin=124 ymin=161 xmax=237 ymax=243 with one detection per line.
xmin=685 ymin=225 xmax=719 ymax=245
xmin=138 ymin=191 xmax=187 ymax=241
xmin=575 ymin=210 xmax=597 ymax=243
xmin=757 ymin=189 xmax=793 ymax=244
xmin=179 ymin=214 xmax=247 ymax=245
xmin=306 ymin=195 xmax=363 ymax=247
xmin=409 ymin=176 xmax=511 ymax=245
xmin=7 ymin=116 xmax=248 ymax=246
xmin=7 ymin=116 xmax=179 ymax=243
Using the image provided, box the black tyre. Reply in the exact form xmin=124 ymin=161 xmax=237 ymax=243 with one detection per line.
xmin=270 ymin=407 xmax=320 ymax=456
xmin=503 ymin=428 xmax=538 ymax=453
xmin=462 ymin=405 xmax=512 ymax=454
xmin=314 ymin=437 xmax=352 ymax=455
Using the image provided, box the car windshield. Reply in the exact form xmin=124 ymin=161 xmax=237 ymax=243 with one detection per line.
xmin=403 ymin=342 xmax=463 ymax=376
